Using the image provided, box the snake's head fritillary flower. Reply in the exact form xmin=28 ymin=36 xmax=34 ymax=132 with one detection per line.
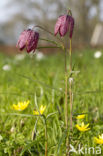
xmin=75 ymin=122 xmax=90 ymax=132
xmin=54 ymin=14 xmax=74 ymax=38
xmin=12 ymin=100 xmax=30 ymax=111
xmin=33 ymin=105 xmax=46 ymax=115
xmin=76 ymin=114 xmax=85 ymax=119
xmin=16 ymin=29 xmax=39 ymax=53
xmin=94 ymin=134 xmax=103 ymax=144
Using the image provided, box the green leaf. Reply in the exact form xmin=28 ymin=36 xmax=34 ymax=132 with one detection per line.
xmin=20 ymin=140 xmax=36 ymax=156
xmin=57 ymin=130 xmax=67 ymax=154
xmin=46 ymin=111 xmax=58 ymax=119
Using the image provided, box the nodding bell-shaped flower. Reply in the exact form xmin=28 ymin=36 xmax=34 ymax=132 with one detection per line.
xmin=16 ymin=29 xmax=39 ymax=53
xmin=54 ymin=14 xmax=74 ymax=38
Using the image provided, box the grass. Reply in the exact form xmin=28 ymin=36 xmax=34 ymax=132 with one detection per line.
xmin=0 ymin=49 xmax=103 ymax=155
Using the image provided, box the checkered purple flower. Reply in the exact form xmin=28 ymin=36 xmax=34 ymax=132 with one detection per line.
xmin=16 ymin=29 xmax=39 ymax=53
xmin=54 ymin=15 xmax=74 ymax=38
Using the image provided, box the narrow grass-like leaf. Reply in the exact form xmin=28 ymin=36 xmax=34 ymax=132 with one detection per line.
xmin=34 ymin=93 xmax=39 ymax=110
xmin=32 ymin=117 xmax=38 ymax=140
xmin=20 ymin=140 xmax=37 ymax=156
xmin=1 ymin=113 xmax=42 ymax=117
xmin=16 ymin=73 xmax=64 ymax=93
xmin=46 ymin=112 xmax=58 ymax=119
xmin=57 ymin=130 xmax=67 ymax=154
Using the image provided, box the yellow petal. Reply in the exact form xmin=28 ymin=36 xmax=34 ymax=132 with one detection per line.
xmin=40 ymin=105 xmax=46 ymax=114
xmin=12 ymin=100 xmax=30 ymax=111
xmin=84 ymin=124 xmax=89 ymax=129
xmin=81 ymin=122 xmax=85 ymax=127
xmin=76 ymin=114 xmax=85 ymax=119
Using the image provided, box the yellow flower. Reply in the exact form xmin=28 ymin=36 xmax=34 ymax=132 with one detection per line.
xmin=33 ymin=105 xmax=46 ymax=115
xmin=76 ymin=114 xmax=85 ymax=119
xmin=75 ymin=122 xmax=90 ymax=132
xmin=12 ymin=100 xmax=30 ymax=111
xmin=94 ymin=134 xmax=103 ymax=144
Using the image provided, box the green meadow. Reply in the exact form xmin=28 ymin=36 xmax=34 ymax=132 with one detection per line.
xmin=0 ymin=49 xmax=103 ymax=155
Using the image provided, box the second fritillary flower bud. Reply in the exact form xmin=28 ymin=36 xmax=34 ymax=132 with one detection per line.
xmin=54 ymin=14 xmax=74 ymax=38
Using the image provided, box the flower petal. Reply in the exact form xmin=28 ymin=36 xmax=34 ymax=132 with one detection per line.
xmin=54 ymin=16 xmax=62 ymax=36
xmin=69 ymin=16 xmax=75 ymax=38
xmin=59 ymin=15 xmax=70 ymax=36
xmin=26 ymin=31 xmax=39 ymax=53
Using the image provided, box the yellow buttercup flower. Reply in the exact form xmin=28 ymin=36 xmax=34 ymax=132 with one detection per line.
xmin=12 ymin=100 xmax=30 ymax=111
xmin=76 ymin=114 xmax=85 ymax=119
xmin=75 ymin=122 xmax=90 ymax=132
xmin=33 ymin=105 xmax=46 ymax=115
xmin=94 ymin=134 xmax=103 ymax=144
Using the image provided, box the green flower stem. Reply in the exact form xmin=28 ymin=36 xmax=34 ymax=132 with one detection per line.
xmin=39 ymin=38 xmax=59 ymax=46
xmin=45 ymin=120 xmax=47 ymax=156
xmin=75 ymin=132 xmax=83 ymax=149
xmin=37 ymin=46 xmax=61 ymax=49
xmin=33 ymin=25 xmax=64 ymax=44
xmin=64 ymin=48 xmax=69 ymax=155
xmin=42 ymin=116 xmax=48 ymax=156
xmin=69 ymin=39 xmax=73 ymax=132
xmin=68 ymin=39 xmax=73 ymax=156
xmin=39 ymin=38 xmax=64 ymax=51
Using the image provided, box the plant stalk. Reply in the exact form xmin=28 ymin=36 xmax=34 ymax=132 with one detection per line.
xmin=64 ymin=48 xmax=68 ymax=155
xmin=37 ymin=46 xmax=61 ymax=49
xmin=33 ymin=25 xmax=64 ymax=44
xmin=45 ymin=120 xmax=47 ymax=156
xmin=39 ymin=38 xmax=59 ymax=46
xmin=69 ymin=39 xmax=73 ymax=132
